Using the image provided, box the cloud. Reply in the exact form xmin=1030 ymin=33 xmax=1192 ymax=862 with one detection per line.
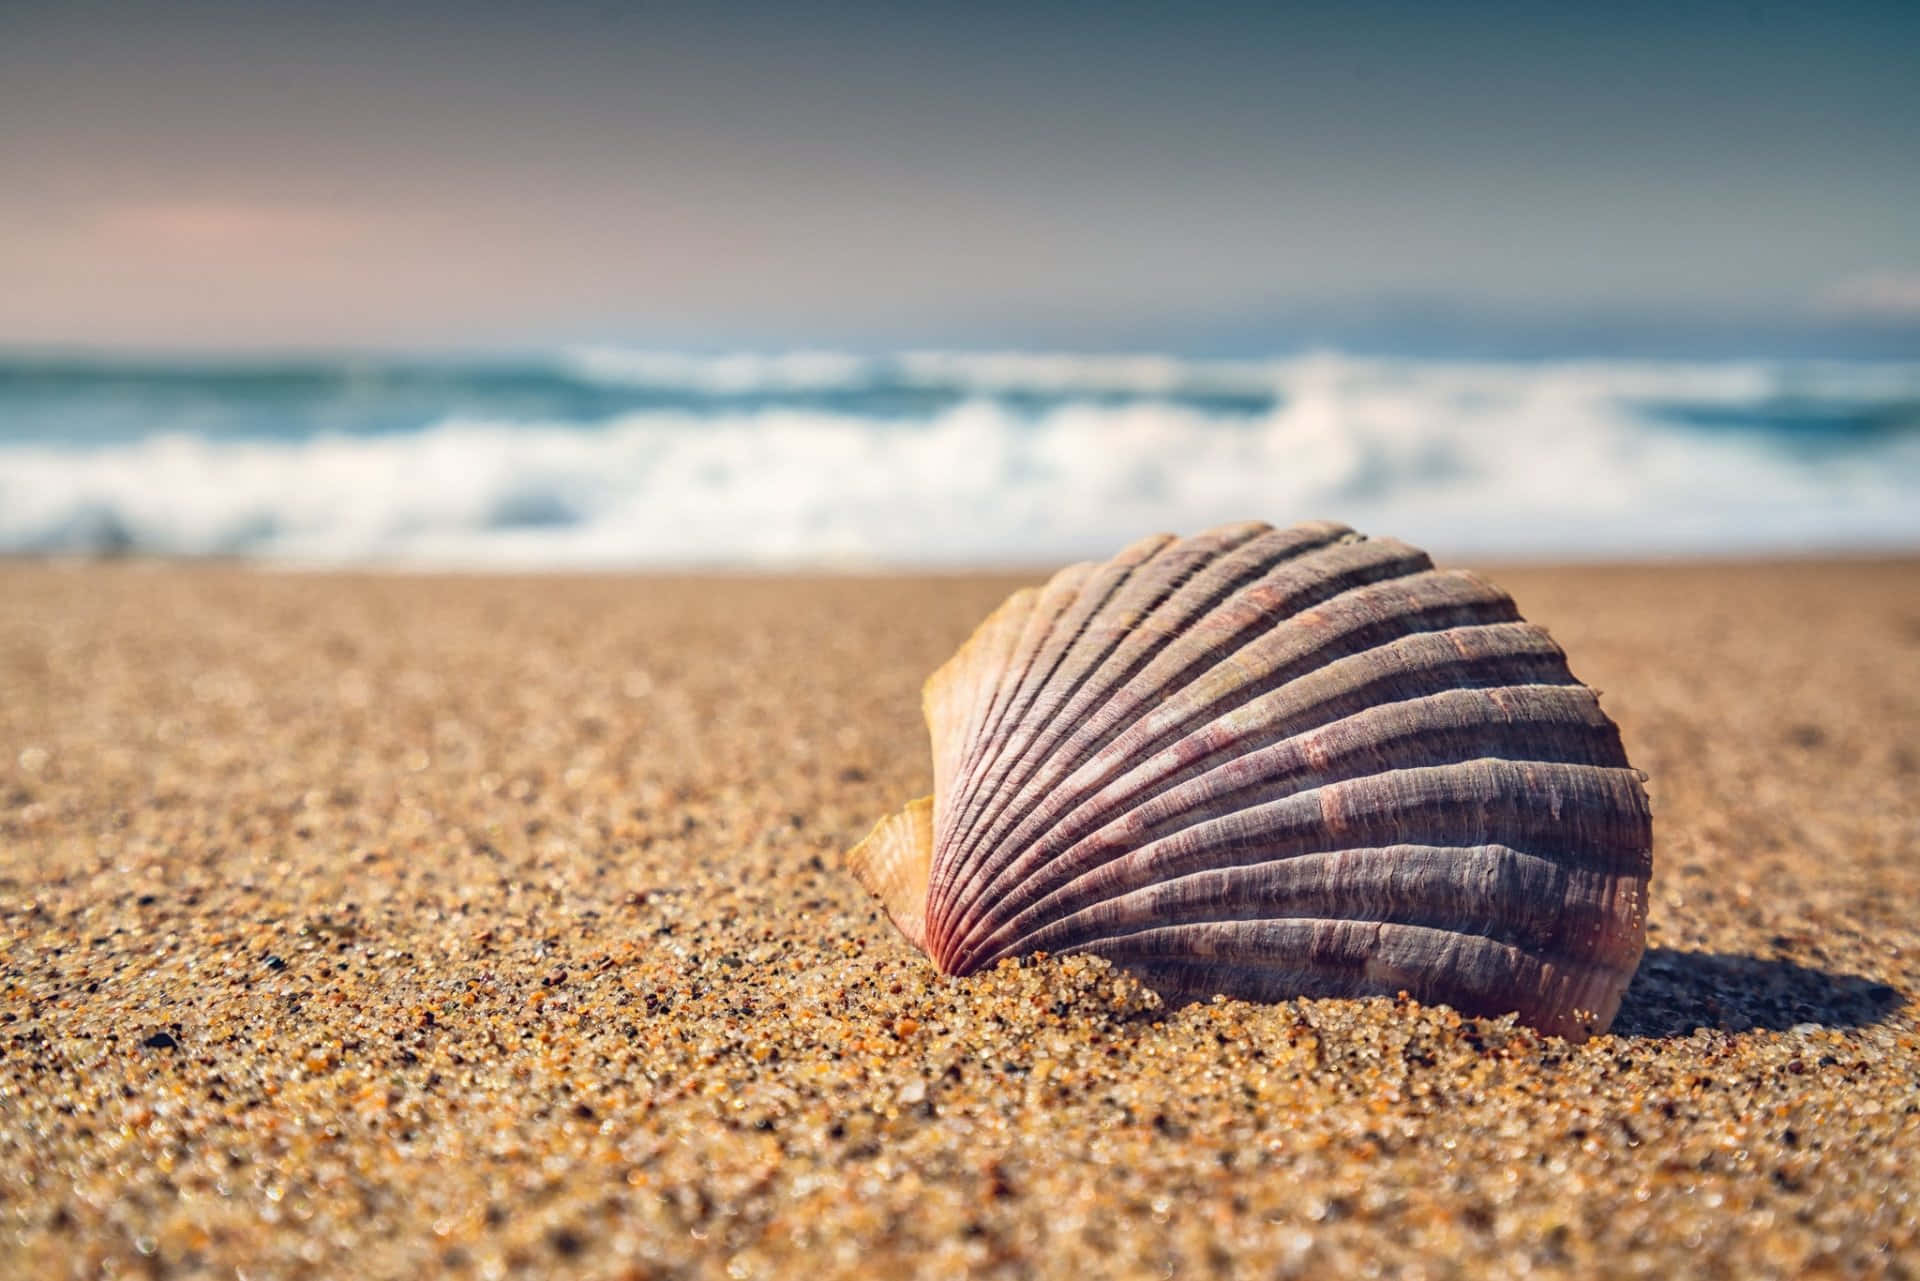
xmin=1817 ymin=271 xmax=1920 ymax=320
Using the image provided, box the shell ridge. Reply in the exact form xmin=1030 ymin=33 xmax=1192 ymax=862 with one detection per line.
xmin=933 ymin=559 xmax=1105 ymax=882
xmin=936 ymin=537 xmax=1170 ymax=854
xmin=935 ymin=525 xmax=1298 ymax=938
xmin=942 ymin=545 xmax=1449 ymax=896
xmin=1075 ymin=911 xmax=1638 ymax=994
xmin=943 ymin=568 xmax=1522 ymax=960
xmin=965 ymin=759 xmax=1651 ymax=971
xmin=940 ymin=527 xmax=1240 ymax=868
xmin=936 ymin=537 xmax=1437 ymax=955
xmin=920 ymin=585 xmax=1046 ymax=911
xmin=940 ymin=567 xmax=1088 ymax=805
xmin=943 ymin=522 xmax=1355 ymax=874
xmin=939 ymin=523 xmax=1303 ymax=862
xmin=1082 ymin=920 xmax=1637 ymax=1039
xmin=947 ymin=682 xmax=1630 ymax=970
xmin=929 ymin=536 xmax=1178 ymax=929
xmin=1005 ymin=841 xmax=1638 ymax=966
xmin=939 ymin=621 xmax=1583 ymax=961
xmin=942 ymin=554 xmax=1193 ymax=867
xmin=954 ymin=565 xmax=1509 ymax=877
xmin=989 ymin=636 xmax=1588 ymax=886
xmin=924 ymin=586 xmax=1038 ymax=794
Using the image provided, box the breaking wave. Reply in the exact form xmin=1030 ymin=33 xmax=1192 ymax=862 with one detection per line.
xmin=2 ymin=351 xmax=1916 ymax=566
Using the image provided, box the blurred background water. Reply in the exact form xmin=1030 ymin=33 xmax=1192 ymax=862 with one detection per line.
xmin=4 ymin=2 xmax=1916 ymax=568
xmin=2 ymin=349 xmax=1918 ymax=566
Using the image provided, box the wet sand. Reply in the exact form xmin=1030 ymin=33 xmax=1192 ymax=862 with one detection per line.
xmin=2 ymin=558 xmax=1917 ymax=1278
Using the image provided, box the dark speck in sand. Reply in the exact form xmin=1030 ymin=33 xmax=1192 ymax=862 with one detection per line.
xmin=1786 ymin=723 xmax=1826 ymax=749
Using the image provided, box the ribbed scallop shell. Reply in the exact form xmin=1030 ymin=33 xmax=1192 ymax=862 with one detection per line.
xmin=848 ymin=521 xmax=1652 ymax=1040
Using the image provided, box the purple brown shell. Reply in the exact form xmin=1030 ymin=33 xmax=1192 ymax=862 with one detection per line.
xmin=847 ymin=521 xmax=1653 ymax=1040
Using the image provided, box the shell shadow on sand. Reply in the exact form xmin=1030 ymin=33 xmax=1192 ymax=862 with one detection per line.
xmin=1609 ymin=947 xmax=1904 ymax=1040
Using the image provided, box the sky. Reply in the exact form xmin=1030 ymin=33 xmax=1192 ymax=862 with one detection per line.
xmin=2 ymin=0 xmax=1918 ymax=356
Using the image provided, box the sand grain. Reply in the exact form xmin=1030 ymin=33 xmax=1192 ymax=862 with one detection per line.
xmin=2 ymin=560 xmax=1917 ymax=1278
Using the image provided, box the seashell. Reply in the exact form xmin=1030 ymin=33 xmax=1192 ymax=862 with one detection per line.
xmin=848 ymin=520 xmax=1652 ymax=1040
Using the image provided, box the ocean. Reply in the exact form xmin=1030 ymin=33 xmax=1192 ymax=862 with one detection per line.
xmin=2 ymin=348 xmax=1917 ymax=568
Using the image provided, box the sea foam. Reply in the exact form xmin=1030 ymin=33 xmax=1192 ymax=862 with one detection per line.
xmin=2 ymin=351 xmax=1915 ymax=567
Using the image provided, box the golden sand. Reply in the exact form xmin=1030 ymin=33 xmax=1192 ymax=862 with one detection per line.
xmin=2 ymin=560 xmax=1916 ymax=1278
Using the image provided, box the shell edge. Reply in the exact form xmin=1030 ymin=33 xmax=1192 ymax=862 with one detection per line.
xmin=846 ymin=795 xmax=937 ymax=958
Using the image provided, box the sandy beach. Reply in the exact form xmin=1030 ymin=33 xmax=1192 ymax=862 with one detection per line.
xmin=2 ymin=558 xmax=1916 ymax=1279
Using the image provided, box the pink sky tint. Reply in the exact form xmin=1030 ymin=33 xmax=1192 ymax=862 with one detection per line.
xmin=89 ymin=201 xmax=371 ymax=251
xmin=0 ymin=195 xmax=826 ymax=350
xmin=3 ymin=201 xmax=449 ymax=349
xmin=0 ymin=183 xmax=1218 ymax=352
xmin=1818 ymin=272 xmax=1920 ymax=321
